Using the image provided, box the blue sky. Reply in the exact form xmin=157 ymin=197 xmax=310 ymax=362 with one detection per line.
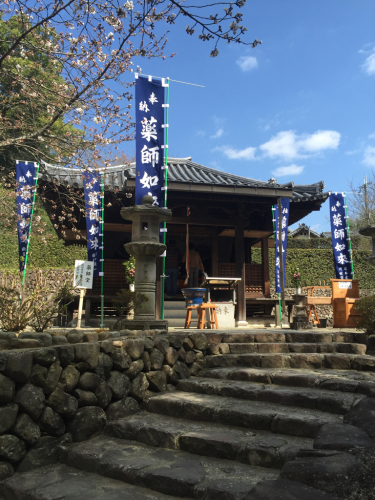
xmin=124 ymin=0 xmax=375 ymax=232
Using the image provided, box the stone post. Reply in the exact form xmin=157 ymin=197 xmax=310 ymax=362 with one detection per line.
xmin=120 ymin=195 xmax=172 ymax=330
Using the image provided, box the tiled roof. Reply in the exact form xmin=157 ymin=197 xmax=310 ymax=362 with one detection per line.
xmin=40 ymin=157 xmax=329 ymax=203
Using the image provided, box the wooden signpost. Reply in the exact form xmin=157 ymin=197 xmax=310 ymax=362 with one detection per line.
xmin=74 ymin=260 xmax=94 ymax=328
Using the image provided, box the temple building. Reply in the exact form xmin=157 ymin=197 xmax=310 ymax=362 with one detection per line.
xmin=41 ymin=157 xmax=329 ymax=325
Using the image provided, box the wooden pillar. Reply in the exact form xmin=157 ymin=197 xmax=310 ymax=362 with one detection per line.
xmin=261 ymin=237 xmax=270 ymax=297
xmin=155 ymin=256 xmax=162 ymax=320
xmin=211 ymin=230 xmax=219 ymax=276
xmin=235 ymin=220 xmax=247 ymax=325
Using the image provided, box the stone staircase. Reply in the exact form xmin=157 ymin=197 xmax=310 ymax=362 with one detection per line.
xmin=2 ymin=329 xmax=375 ymax=500
xmin=163 ymin=300 xmax=188 ymax=328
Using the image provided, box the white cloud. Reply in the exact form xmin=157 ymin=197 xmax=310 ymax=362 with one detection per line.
xmin=236 ymin=55 xmax=258 ymax=72
xmin=272 ymin=164 xmax=304 ymax=177
xmin=260 ymin=130 xmax=340 ymax=160
xmin=363 ymin=146 xmax=375 ymax=167
xmin=215 ymin=145 xmax=257 ymax=160
xmin=195 ymin=130 xmax=205 ymax=137
xmin=362 ymin=52 xmax=375 ymax=75
xmin=211 ymin=128 xmax=224 ymax=139
xmin=369 ymin=133 xmax=375 ymax=139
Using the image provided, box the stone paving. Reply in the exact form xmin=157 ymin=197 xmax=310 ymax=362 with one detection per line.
xmin=1 ymin=328 xmax=375 ymax=500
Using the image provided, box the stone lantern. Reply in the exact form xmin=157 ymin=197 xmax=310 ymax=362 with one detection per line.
xmin=120 ymin=194 xmax=172 ymax=331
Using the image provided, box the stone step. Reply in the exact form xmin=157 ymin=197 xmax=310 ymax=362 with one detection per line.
xmin=144 ymin=391 xmax=342 ymax=438
xmin=198 ymin=367 xmax=375 ymax=396
xmin=165 ymin=318 xmax=186 ymax=327
xmin=0 ymin=463 xmax=186 ymax=500
xmin=176 ymin=377 xmax=365 ymax=414
xmin=63 ymin=435 xmax=279 ymax=498
xmin=164 ymin=300 xmax=186 ymax=310
xmin=206 ymin=352 xmax=375 ymax=371
xmin=225 ymin=342 xmax=366 ymax=355
xmin=105 ymin=411 xmax=313 ymax=469
xmin=219 ymin=331 xmax=366 ymax=344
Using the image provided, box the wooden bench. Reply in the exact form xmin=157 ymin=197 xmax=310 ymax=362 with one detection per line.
xmin=303 ymin=286 xmax=332 ymax=326
xmin=84 ymin=259 xmax=127 ymax=326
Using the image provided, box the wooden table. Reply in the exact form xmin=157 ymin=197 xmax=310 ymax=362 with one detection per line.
xmin=303 ymin=286 xmax=332 ymax=326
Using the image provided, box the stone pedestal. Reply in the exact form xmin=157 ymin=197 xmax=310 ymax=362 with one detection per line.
xmin=290 ymin=293 xmax=309 ymax=330
xmin=121 ymin=195 xmax=172 ymax=331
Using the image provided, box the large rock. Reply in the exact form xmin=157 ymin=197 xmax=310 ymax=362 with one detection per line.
xmin=38 ymin=407 xmax=66 ymax=437
xmin=72 ymin=388 xmax=98 ymax=407
xmin=141 ymin=351 xmax=151 ymax=372
xmin=33 ymin=348 xmax=57 ymax=367
xmin=4 ymin=351 xmax=33 ymax=383
xmin=280 ymin=451 xmax=362 ymax=493
xmin=0 ymin=435 xmax=26 ymax=463
xmin=0 ymin=461 xmax=14 ymax=480
xmin=12 ymin=413 xmax=41 ymax=445
xmin=165 ymin=347 xmax=179 ymax=366
xmin=188 ymin=332 xmax=208 ymax=350
xmin=244 ymin=479 xmax=342 ymax=500
xmin=174 ymin=360 xmax=190 ymax=380
xmin=0 ymin=332 xmax=16 ymax=341
xmin=130 ymin=373 xmax=149 ymax=401
xmin=124 ymin=359 xmax=144 ymax=380
xmin=150 ymin=348 xmax=164 ymax=370
xmin=67 ymin=407 xmax=106 ymax=441
xmin=122 ymin=338 xmax=145 ymax=360
xmin=204 ymin=479 xmax=254 ymax=500
xmin=77 ymin=372 xmax=101 ymax=391
xmin=154 ymin=338 xmax=169 ymax=356
xmin=58 ymin=365 xmax=80 ymax=392
xmin=44 ymin=361 xmax=62 ymax=394
xmin=30 ymin=364 xmax=48 ymax=388
xmin=107 ymin=371 xmax=130 ymax=399
xmin=74 ymin=343 xmax=100 ymax=369
xmin=146 ymin=371 xmax=167 ymax=392
xmin=344 ymin=397 xmax=375 ymax=439
xmin=110 ymin=347 xmax=131 ymax=370
xmin=0 ymin=374 xmax=15 ymax=404
xmin=19 ymin=332 xmax=52 ymax=347
xmin=15 ymin=384 xmax=45 ymax=420
xmin=17 ymin=434 xmax=72 ymax=472
xmin=94 ymin=353 xmax=113 ymax=378
xmin=52 ymin=335 xmax=68 ymax=345
xmin=94 ymin=381 xmax=112 ymax=409
xmin=144 ymin=337 xmax=155 ymax=352
xmin=0 ymin=404 xmax=18 ymax=434
xmin=314 ymin=423 xmax=374 ymax=451
xmin=105 ymin=397 xmax=140 ymax=420
xmin=53 ymin=345 xmax=74 ymax=367
xmin=48 ymin=388 xmax=78 ymax=417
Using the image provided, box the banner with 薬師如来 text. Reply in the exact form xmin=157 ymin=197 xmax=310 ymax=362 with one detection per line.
xmin=135 ymin=75 xmax=166 ymax=206
xmin=83 ymin=171 xmax=102 ymax=277
xmin=16 ymin=161 xmax=39 ymax=272
xmin=329 ymin=193 xmax=353 ymax=279
xmin=274 ymin=198 xmax=290 ymax=293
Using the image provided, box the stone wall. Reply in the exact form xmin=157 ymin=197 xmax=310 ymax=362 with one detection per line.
xmin=0 ymin=329 xmax=209 ymax=478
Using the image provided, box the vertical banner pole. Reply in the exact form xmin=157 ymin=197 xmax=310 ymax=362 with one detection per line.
xmin=100 ymin=175 xmax=105 ymax=328
xmin=272 ymin=207 xmax=282 ymax=327
xmin=77 ymin=289 xmax=86 ymax=328
xmin=277 ymin=198 xmax=286 ymax=319
xmin=344 ymin=192 xmax=355 ymax=279
xmin=21 ymin=162 xmax=40 ymax=290
xmin=161 ymin=78 xmax=170 ymax=321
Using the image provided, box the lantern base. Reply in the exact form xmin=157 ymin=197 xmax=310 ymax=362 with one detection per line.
xmin=119 ymin=319 xmax=169 ymax=332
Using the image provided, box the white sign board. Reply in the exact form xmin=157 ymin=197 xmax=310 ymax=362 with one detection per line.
xmin=207 ymin=302 xmax=235 ymax=328
xmin=338 ymin=282 xmax=352 ymax=289
xmin=74 ymin=260 xmax=94 ymax=289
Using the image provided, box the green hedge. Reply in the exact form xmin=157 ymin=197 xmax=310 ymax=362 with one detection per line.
xmin=252 ymin=248 xmax=375 ymax=289
xmin=0 ymin=233 xmax=86 ymax=270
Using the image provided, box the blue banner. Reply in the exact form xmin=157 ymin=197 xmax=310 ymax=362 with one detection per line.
xmin=83 ymin=171 xmax=102 ymax=277
xmin=16 ymin=161 xmax=38 ymax=272
xmin=274 ymin=198 xmax=290 ymax=293
xmin=135 ymin=75 xmax=166 ymax=206
xmin=329 ymin=193 xmax=353 ymax=279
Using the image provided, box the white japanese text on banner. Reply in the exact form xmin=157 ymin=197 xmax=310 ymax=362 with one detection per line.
xmin=329 ymin=193 xmax=353 ymax=279
xmin=83 ymin=171 xmax=102 ymax=277
xmin=274 ymin=198 xmax=290 ymax=293
xmin=135 ymin=76 xmax=165 ymax=206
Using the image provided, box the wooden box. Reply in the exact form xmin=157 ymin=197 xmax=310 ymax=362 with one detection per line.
xmin=330 ymin=279 xmax=360 ymax=328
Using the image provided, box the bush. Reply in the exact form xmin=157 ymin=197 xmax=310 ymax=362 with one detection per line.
xmin=0 ymin=271 xmax=74 ymax=331
xmin=353 ymin=296 xmax=375 ymax=336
